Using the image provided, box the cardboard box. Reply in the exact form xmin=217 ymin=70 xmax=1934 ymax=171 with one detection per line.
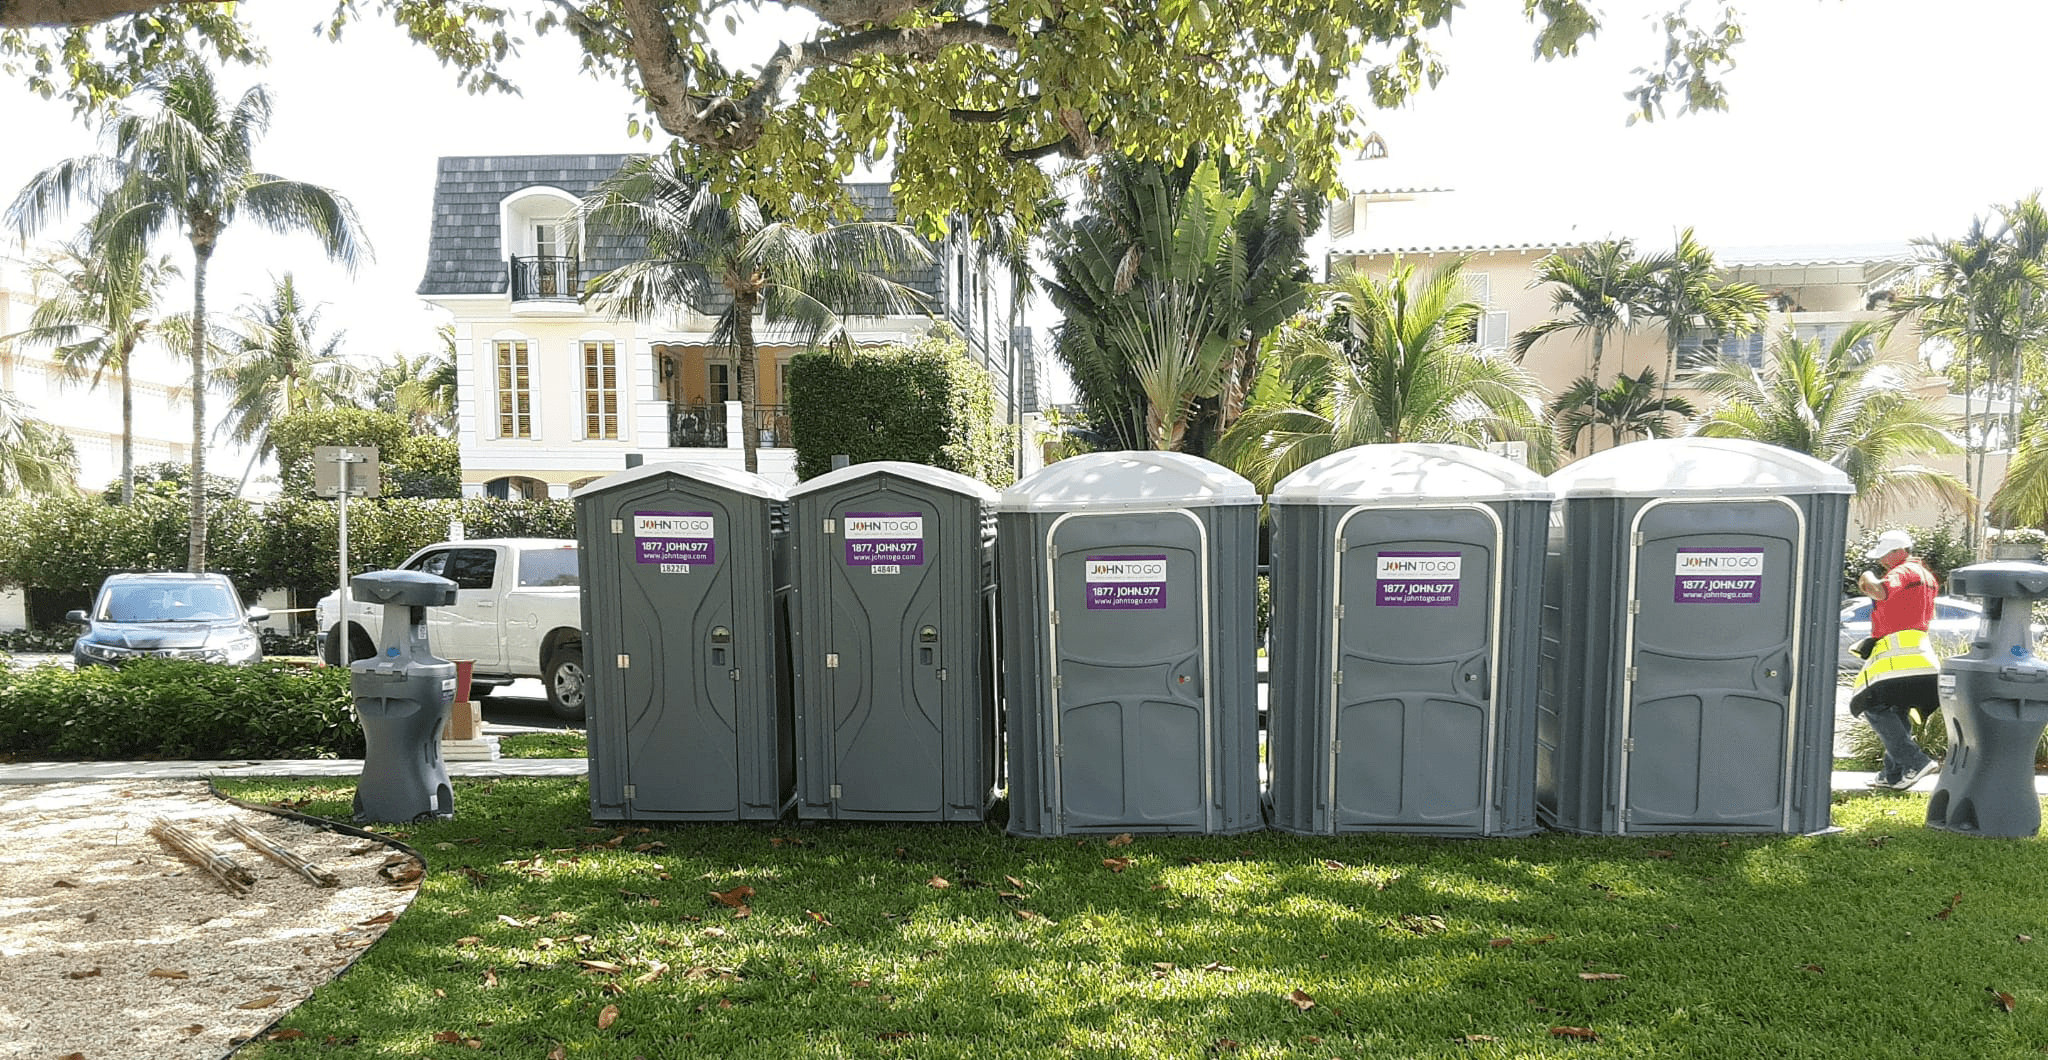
xmin=444 ymin=700 xmax=484 ymax=741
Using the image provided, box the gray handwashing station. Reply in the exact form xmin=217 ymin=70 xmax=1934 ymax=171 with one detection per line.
xmin=1930 ymin=561 xmax=2048 ymax=837
xmin=349 ymin=569 xmax=459 ymax=823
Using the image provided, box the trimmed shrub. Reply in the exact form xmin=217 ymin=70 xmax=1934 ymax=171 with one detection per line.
xmin=787 ymin=330 xmax=1016 ymax=486
xmin=0 ymin=660 xmax=363 ymax=759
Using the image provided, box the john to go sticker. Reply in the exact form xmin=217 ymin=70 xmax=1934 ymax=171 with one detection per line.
xmin=1673 ymin=547 xmax=1763 ymax=604
xmin=1375 ymin=551 xmax=1462 ymax=607
xmin=635 ymin=511 xmax=715 ymax=571
xmin=1085 ymin=555 xmax=1167 ymax=610
xmin=845 ymin=512 xmax=925 ymax=567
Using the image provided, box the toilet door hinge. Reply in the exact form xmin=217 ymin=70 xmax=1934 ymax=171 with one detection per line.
xmin=1053 ymin=674 xmax=1063 ymax=689
xmin=1628 ymin=600 xmax=1640 ymax=614
xmin=1626 ymin=666 xmax=1638 ymax=682
xmin=622 ymin=784 xmax=636 ymax=799
xmin=825 ymin=653 xmax=840 ymax=668
xmin=610 ymin=519 xmax=623 ymax=534
xmin=1332 ymin=739 xmax=1342 ymax=754
xmin=823 ymin=519 xmax=836 ymax=535
xmin=729 ymin=669 xmax=740 ymax=681
xmin=936 ymin=668 xmax=948 ymax=681
xmin=1333 ymin=604 xmax=1345 ymax=620
xmin=829 ymin=784 xmax=842 ymax=799
xmin=1049 ymin=610 xmax=1059 ymax=626
xmin=1633 ymin=531 xmax=1643 ymax=546
xmin=616 ymin=654 xmax=630 ymax=669
xmin=1622 ymin=738 xmax=1636 ymax=753
xmin=1332 ymin=670 xmax=1343 ymax=685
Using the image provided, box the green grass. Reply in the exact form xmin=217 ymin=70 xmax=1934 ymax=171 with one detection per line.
xmin=223 ymin=778 xmax=2048 ymax=1059
xmin=498 ymin=730 xmax=587 ymax=758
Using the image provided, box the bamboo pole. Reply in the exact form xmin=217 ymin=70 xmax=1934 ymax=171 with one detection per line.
xmin=148 ymin=818 xmax=255 ymax=895
xmin=223 ymin=818 xmax=340 ymax=887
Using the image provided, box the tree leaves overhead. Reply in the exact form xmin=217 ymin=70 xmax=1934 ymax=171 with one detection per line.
xmin=3 ymin=2 xmax=1751 ymax=231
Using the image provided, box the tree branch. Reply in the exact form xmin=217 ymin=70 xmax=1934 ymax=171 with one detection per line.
xmin=782 ymin=0 xmax=925 ymax=29
xmin=0 ymin=0 xmax=211 ymax=29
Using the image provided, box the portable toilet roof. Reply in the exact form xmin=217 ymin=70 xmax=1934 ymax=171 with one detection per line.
xmin=1270 ymin=443 xmax=1553 ymax=504
xmin=997 ymin=451 xmax=1258 ymax=513
xmin=1547 ymin=438 xmax=1852 ymax=499
xmin=573 ymin=460 xmax=789 ymax=501
xmin=790 ymin=460 xmax=998 ymax=503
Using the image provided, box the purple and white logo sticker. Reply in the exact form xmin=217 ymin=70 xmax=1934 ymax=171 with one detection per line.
xmin=634 ymin=511 xmax=716 ymax=568
xmin=1375 ymin=551 xmax=1462 ymax=607
xmin=845 ymin=512 xmax=926 ymax=566
xmin=1673 ymin=547 xmax=1763 ymax=604
xmin=1085 ymin=555 xmax=1167 ymax=610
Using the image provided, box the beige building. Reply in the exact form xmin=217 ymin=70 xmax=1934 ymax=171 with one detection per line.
xmin=1325 ymin=192 xmax=1987 ymax=531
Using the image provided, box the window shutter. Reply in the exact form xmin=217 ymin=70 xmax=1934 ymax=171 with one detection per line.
xmin=1480 ymin=310 xmax=1509 ymax=351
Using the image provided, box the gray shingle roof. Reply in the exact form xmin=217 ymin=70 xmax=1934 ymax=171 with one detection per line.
xmin=417 ymin=156 xmax=945 ymax=311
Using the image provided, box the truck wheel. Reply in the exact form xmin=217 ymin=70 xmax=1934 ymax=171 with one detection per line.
xmin=322 ymin=624 xmax=376 ymax=666
xmin=544 ymin=645 xmax=586 ymax=722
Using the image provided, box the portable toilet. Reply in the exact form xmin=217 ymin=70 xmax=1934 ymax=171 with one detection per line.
xmin=574 ymin=462 xmax=793 ymax=821
xmin=1538 ymin=437 xmax=1851 ymax=835
xmin=787 ymin=461 xmax=1000 ymax=822
xmin=998 ymin=451 xmax=1262 ymax=837
xmin=1266 ymin=443 xmax=1554 ymax=836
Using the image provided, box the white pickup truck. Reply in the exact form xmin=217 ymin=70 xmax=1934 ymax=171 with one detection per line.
xmin=316 ymin=538 xmax=586 ymax=719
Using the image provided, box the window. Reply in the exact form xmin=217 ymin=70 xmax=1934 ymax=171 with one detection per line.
xmin=1793 ymin=321 xmax=1875 ymax=356
xmin=1461 ymin=272 xmax=1492 ymax=305
xmin=709 ymin=362 xmax=733 ymax=403
xmin=444 ymin=549 xmax=498 ymax=590
xmin=1677 ymin=330 xmax=1765 ymax=373
xmin=778 ymin=361 xmax=793 ymax=403
xmin=495 ymin=340 xmax=532 ymax=438
xmin=582 ymin=340 xmax=620 ymax=439
xmin=1478 ymin=310 xmax=1509 ymax=351
xmin=534 ymin=222 xmax=560 ymax=258
xmin=518 ymin=547 xmax=581 ymax=587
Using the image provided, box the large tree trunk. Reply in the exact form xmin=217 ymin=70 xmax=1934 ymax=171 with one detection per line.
xmin=117 ymin=339 xmax=134 ymax=504
xmin=734 ymin=291 xmax=760 ymax=475
xmin=187 ymin=246 xmax=210 ymax=571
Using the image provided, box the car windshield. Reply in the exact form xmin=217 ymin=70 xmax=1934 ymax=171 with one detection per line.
xmin=518 ymin=548 xmax=580 ymax=587
xmin=98 ymin=583 xmax=240 ymax=623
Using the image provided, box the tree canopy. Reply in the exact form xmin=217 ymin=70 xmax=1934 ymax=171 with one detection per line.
xmin=3 ymin=1 xmax=1751 ymax=231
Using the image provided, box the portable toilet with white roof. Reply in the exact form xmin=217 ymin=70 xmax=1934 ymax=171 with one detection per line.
xmin=1538 ymin=437 xmax=1852 ymax=835
xmin=997 ymin=451 xmax=1262 ymax=837
xmin=575 ymin=462 xmax=794 ymax=822
xmin=787 ymin=461 xmax=1000 ymax=822
xmin=1265 ymin=443 xmax=1554 ymax=836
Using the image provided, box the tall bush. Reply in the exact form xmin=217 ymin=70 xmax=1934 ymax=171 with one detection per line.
xmin=1842 ymin=521 xmax=1974 ymax=598
xmin=787 ymin=331 xmax=1016 ymax=486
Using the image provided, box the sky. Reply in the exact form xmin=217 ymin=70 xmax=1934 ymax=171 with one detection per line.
xmin=3 ymin=0 xmax=2045 ymax=380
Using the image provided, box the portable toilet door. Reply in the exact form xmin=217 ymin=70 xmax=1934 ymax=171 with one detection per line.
xmin=574 ymin=462 xmax=793 ymax=822
xmin=999 ymin=451 xmax=1262 ymax=837
xmin=788 ymin=461 xmax=999 ymax=822
xmin=1620 ymin=494 xmax=1808 ymax=831
xmin=1267 ymin=443 xmax=1552 ymax=836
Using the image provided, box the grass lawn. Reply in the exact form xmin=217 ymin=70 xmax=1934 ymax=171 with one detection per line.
xmin=221 ymin=778 xmax=2048 ymax=1059
xmin=497 ymin=730 xmax=587 ymax=759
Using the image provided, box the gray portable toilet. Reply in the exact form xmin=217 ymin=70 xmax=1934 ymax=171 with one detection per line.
xmin=1538 ymin=437 xmax=1851 ymax=835
xmin=998 ymin=451 xmax=1262 ymax=837
xmin=788 ymin=461 xmax=999 ymax=822
xmin=1265 ymin=443 xmax=1554 ymax=837
xmin=574 ymin=462 xmax=793 ymax=821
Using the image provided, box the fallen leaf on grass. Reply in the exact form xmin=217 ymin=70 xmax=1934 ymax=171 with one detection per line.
xmin=1455 ymin=1034 xmax=1499 ymax=1044
xmin=64 ymin=968 xmax=101 ymax=979
xmin=577 ymin=960 xmax=624 ymax=974
xmin=928 ymin=876 xmax=951 ymax=889
xmin=455 ymin=936 xmax=481 ymax=947
xmin=1396 ymin=912 xmax=1448 ymax=935
xmin=1322 ymin=859 xmax=1346 ymax=869
xmin=1646 ymin=849 xmax=1676 ymax=860
xmin=1153 ymin=962 xmax=1176 ymax=971
xmin=1800 ymin=964 xmax=1824 ymax=974
xmin=1214 ymin=1039 xmax=1241 ymax=1051
xmin=268 ymin=1029 xmax=307 ymax=1041
xmin=547 ymin=1046 xmax=565 ymax=1060
xmin=597 ymin=1003 xmax=620 ymax=1030
xmin=1988 ymin=987 xmax=2017 ymax=1013
xmin=851 ymin=979 xmax=872 ymax=988
xmin=1106 ymin=832 xmax=1135 ymax=848
xmin=359 ymin=911 xmax=398 ymax=926
xmin=1550 ymin=1026 xmax=1599 ymax=1041
xmin=237 ymin=995 xmax=282 ymax=1010
xmin=1577 ymin=972 xmax=1626 ymax=981
xmin=1488 ymin=938 xmax=1515 ymax=948
xmin=496 ymin=914 xmax=527 ymax=928
xmin=1287 ymin=989 xmax=1316 ymax=1011
xmin=711 ymin=885 xmax=755 ymax=907
xmin=1103 ymin=857 xmax=1131 ymax=873
xmin=1935 ymin=892 xmax=1964 ymax=921
xmin=481 ymin=968 xmax=499 ymax=988
xmin=148 ymin=968 xmax=190 ymax=979
xmin=1015 ymin=910 xmax=1054 ymax=924
xmin=2018 ymin=934 xmax=2033 ymax=944
xmin=432 ymin=1030 xmax=483 ymax=1048
xmin=1005 ymin=875 xmax=1027 ymax=889
xmin=1200 ymin=961 xmax=1237 ymax=973
xmin=806 ymin=909 xmax=834 ymax=927
xmin=633 ymin=962 xmax=668 ymax=985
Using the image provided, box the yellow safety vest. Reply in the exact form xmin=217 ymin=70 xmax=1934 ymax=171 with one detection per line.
xmin=1850 ymin=628 xmax=1941 ymax=697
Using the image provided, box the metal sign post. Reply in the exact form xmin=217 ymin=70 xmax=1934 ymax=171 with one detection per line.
xmin=314 ymin=446 xmax=382 ymax=666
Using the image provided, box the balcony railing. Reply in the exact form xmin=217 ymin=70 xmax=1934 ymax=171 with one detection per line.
xmin=669 ymin=404 xmax=728 ymax=448
xmin=757 ymin=404 xmax=792 ymax=448
xmin=509 ymin=255 xmax=580 ymax=302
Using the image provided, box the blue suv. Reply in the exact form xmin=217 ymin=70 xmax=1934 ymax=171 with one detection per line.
xmin=68 ymin=572 xmax=268 ymax=667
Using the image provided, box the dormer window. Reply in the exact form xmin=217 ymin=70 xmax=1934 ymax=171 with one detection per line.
xmin=504 ymin=187 xmax=581 ymax=303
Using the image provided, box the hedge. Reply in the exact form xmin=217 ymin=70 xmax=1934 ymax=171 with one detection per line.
xmin=787 ymin=330 xmax=1016 ymax=486
xmin=0 ymin=660 xmax=363 ymax=759
xmin=0 ymin=496 xmax=574 ymax=618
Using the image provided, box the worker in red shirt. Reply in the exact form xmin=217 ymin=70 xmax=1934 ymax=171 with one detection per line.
xmin=1849 ymin=529 xmax=1942 ymax=790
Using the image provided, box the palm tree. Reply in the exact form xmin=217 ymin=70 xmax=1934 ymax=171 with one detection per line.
xmin=6 ymin=62 xmax=371 ymax=570
xmin=5 ymin=233 xmax=177 ymax=503
xmin=577 ymin=147 xmax=934 ymax=474
xmin=1549 ymin=367 xmax=1697 ymax=453
xmin=0 ymin=391 xmax=78 ymax=497
xmin=1691 ymin=321 xmax=1970 ymax=516
xmin=1641 ymin=227 xmax=1768 ymax=404
xmin=369 ymin=345 xmax=457 ymax=437
xmin=1216 ymin=259 xmax=1553 ymax=492
xmin=1512 ymin=239 xmax=1663 ymax=382
xmin=214 ymin=272 xmax=363 ymax=487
